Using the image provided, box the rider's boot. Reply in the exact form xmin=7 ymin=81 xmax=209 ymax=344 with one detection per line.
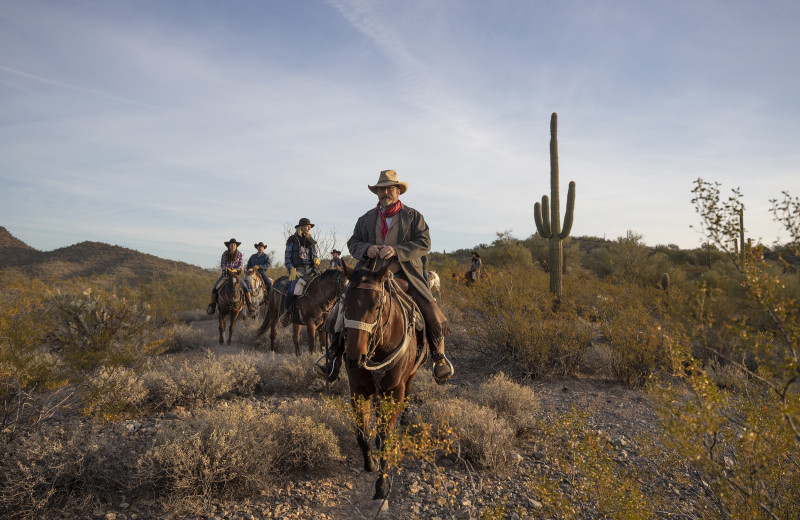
xmin=206 ymin=292 xmax=217 ymax=315
xmin=279 ymin=302 xmax=293 ymax=327
xmin=315 ymin=333 xmax=345 ymax=383
xmin=245 ymin=292 xmax=256 ymax=314
xmin=431 ymin=339 xmax=454 ymax=385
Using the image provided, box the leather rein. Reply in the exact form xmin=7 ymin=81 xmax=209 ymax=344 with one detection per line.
xmin=343 ymin=278 xmax=416 ymax=373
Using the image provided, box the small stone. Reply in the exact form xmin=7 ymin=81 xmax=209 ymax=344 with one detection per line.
xmin=510 ymin=452 xmax=523 ymax=464
xmin=529 ymin=499 xmax=543 ymax=508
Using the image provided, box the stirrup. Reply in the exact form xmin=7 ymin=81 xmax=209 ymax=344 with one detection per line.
xmin=433 ymin=356 xmax=454 ymax=385
xmin=314 ymin=353 xmax=341 ymax=383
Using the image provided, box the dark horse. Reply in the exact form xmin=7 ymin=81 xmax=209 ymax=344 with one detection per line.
xmin=341 ymin=262 xmax=426 ymax=505
xmin=256 ymin=265 xmax=353 ymax=355
xmin=217 ymin=272 xmax=245 ymax=344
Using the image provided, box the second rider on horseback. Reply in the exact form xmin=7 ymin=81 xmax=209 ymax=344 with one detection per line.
xmin=280 ymin=218 xmax=320 ymax=326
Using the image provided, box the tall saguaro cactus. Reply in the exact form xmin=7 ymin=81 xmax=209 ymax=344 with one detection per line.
xmin=534 ymin=113 xmax=576 ymax=301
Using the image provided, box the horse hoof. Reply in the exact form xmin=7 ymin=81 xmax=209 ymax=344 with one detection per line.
xmin=372 ymin=499 xmax=389 ymax=512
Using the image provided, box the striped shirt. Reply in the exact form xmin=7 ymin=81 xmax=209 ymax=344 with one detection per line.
xmin=220 ymin=251 xmax=244 ymax=274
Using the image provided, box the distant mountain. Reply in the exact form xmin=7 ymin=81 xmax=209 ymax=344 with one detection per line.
xmin=0 ymin=226 xmax=210 ymax=281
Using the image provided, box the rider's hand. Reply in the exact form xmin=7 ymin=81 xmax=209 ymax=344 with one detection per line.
xmin=288 ymin=267 xmax=298 ymax=281
xmin=367 ymin=245 xmax=381 ymax=258
xmin=379 ymin=246 xmax=396 ymax=259
xmin=253 ymin=265 xmax=259 ymax=270
xmin=313 ymin=257 xmax=320 ymax=266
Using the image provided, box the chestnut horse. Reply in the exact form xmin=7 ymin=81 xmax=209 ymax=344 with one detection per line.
xmin=341 ymin=263 xmax=426 ymax=505
xmin=256 ymin=264 xmax=352 ymax=355
xmin=217 ymin=273 xmax=245 ymax=344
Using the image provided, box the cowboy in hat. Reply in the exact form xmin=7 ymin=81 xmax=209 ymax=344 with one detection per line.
xmin=207 ymin=238 xmax=257 ymax=315
xmin=280 ymin=218 xmax=320 ymax=326
xmin=329 ymin=249 xmax=343 ymax=270
xmin=315 ymin=170 xmax=454 ymax=384
xmin=246 ymin=241 xmax=273 ymax=292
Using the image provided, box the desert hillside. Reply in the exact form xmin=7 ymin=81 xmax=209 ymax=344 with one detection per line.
xmin=0 ymin=226 xmax=209 ymax=281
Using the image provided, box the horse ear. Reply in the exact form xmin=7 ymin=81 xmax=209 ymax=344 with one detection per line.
xmin=377 ymin=261 xmax=391 ymax=281
xmin=341 ymin=262 xmax=355 ymax=278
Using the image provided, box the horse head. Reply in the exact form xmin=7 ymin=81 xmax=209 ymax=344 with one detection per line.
xmin=342 ymin=263 xmax=392 ymax=369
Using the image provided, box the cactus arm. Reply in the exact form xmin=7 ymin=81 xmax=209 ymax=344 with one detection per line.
xmin=559 ymin=181 xmax=576 ymax=240
xmin=534 ymin=197 xmax=552 ymax=238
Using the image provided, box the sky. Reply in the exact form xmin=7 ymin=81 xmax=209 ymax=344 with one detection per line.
xmin=1 ymin=0 xmax=798 ymax=269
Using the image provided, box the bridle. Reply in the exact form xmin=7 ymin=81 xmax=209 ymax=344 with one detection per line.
xmin=343 ymin=277 xmax=413 ymax=373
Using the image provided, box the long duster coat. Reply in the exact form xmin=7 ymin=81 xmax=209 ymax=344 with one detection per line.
xmin=347 ymin=204 xmax=435 ymax=302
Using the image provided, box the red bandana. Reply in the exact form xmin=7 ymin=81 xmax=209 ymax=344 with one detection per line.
xmin=378 ymin=200 xmax=402 ymax=239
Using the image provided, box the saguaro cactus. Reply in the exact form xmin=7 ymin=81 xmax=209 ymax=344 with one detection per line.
xmin=534 ymin=113 xmax=576 ymax=301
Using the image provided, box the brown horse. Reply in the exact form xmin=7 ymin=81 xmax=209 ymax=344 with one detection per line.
xmin=341 ymin=263 xmax=426 ymax=505
xmin=217 ymin=273 xmax=245 ymax=344
xmin=453 ymin=268 xmax=491 ymax=287
xmin=256 ymin=264 xmax=352 ymax=355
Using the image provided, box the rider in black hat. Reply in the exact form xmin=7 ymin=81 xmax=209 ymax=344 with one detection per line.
xmin=207 ymin=238 xmax=257 ymax=315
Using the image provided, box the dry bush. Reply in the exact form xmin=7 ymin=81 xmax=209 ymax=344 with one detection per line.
xmin=257 ymin=351 xmax=348 ymax=396
xmin=415 ymin=396 xmax=514 ymax=470
xmin=138 ymin=401 xmax=343 ymax=506
xmin=142 ymin=352 xmax=260 ymax=410
xmin=163 ymin=322 xmax=209 ymax=352
xmin=473 ymin=372 xmax=538 ymax=435
xmin=278 ymin=396 xmax=353 ymax=444
xmin=449 ymin=267 xmax=592 ymax=378
xmin=528 ymin=407 xmax=654 ymax=519
xmin=0 ymin=424 xmax=128 ymax=520
xmin=82 ymin=365 xmax=148 ymax=419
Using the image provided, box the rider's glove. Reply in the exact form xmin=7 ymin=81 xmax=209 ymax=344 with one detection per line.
xmin=253 ymin=265 xmax=259 ymax=270
xmin=288 ymin=267 xmax=298 ymax=281
xmin=313 ymin=257 xmax=320 ymax=266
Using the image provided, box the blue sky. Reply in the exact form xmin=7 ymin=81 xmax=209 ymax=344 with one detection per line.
xmin=1 ymin=0 xmax=798 ymax=268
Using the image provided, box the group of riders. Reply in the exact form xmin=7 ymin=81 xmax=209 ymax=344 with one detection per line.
xmin=205 ymin=169 xmax=454 ymax=385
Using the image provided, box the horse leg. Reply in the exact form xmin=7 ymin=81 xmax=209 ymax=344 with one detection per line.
xmin=293 ymin=324 xmax=301 ymax=356
xmin=352 ymin=394 xmax=377 ymax=473
xmin=306 ymin=321 xmax=316 ymax=354
xmin=373 ymin=391 xmax=404 ymax=501
xmin=270 ymin=320 xmax=277 ymax=352
xmin=228 ymin=311 xmax=239 ymax=345
xmin=218 ymin=314 xmax=225 ymax=344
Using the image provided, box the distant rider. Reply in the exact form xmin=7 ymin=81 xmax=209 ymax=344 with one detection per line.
xmin=246 ymin=241 xmax=273 ymax=292
xmin=207 ymin=238 xmax=256 ymax=315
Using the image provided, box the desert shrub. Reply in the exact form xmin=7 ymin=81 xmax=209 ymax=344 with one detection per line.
xmin=0 ymin=424 xmax=128 ymax=519
xmin=163 ymin=322 xmax=209 ymax=352
xmin=449 ymin=267 xmax=592 ymax=377
xmin=279 ymin=396 xmax=352 ymax=444
xmin=82 ymin=365 xmax=148 ymax=419
xmin=143 ymin=352 xmax=260 ymax=410
xmin=257 ymin=351 xmax=348 ymax=396
xmin=473 ymin=372 xmax=538 ymax=435
xmin=48 ymin=287 xmax=167 ymax=374
xmin=415 ymin=396 xmax=513 ymax=470
xmin=139 ymin=401 xmax=342 ymax=504
xmin=652 ymin=368 xmax=800 ymax=519
xmin=269 ymin=413 xmax=344 ymax=473
xmin=528 ymin=407 xmax=655 ymax=519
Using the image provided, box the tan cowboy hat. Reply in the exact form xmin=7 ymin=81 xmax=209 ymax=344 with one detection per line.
xmin=224 ymin=238 xmax=241 ymax=246
xmin=295 ymin=217 xmax=315 ymax=229
xmin=254 ymin=242 xmax=267 ymax=249
xmin=368 ymin=170 xmax=408 ymax=195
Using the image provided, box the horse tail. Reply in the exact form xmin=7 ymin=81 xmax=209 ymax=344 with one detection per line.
xmin=254 ymin=286 xmax=279 ymax=338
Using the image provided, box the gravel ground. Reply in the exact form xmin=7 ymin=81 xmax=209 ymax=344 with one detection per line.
xmin=76 ymin=318 xmax=705 ymax=520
